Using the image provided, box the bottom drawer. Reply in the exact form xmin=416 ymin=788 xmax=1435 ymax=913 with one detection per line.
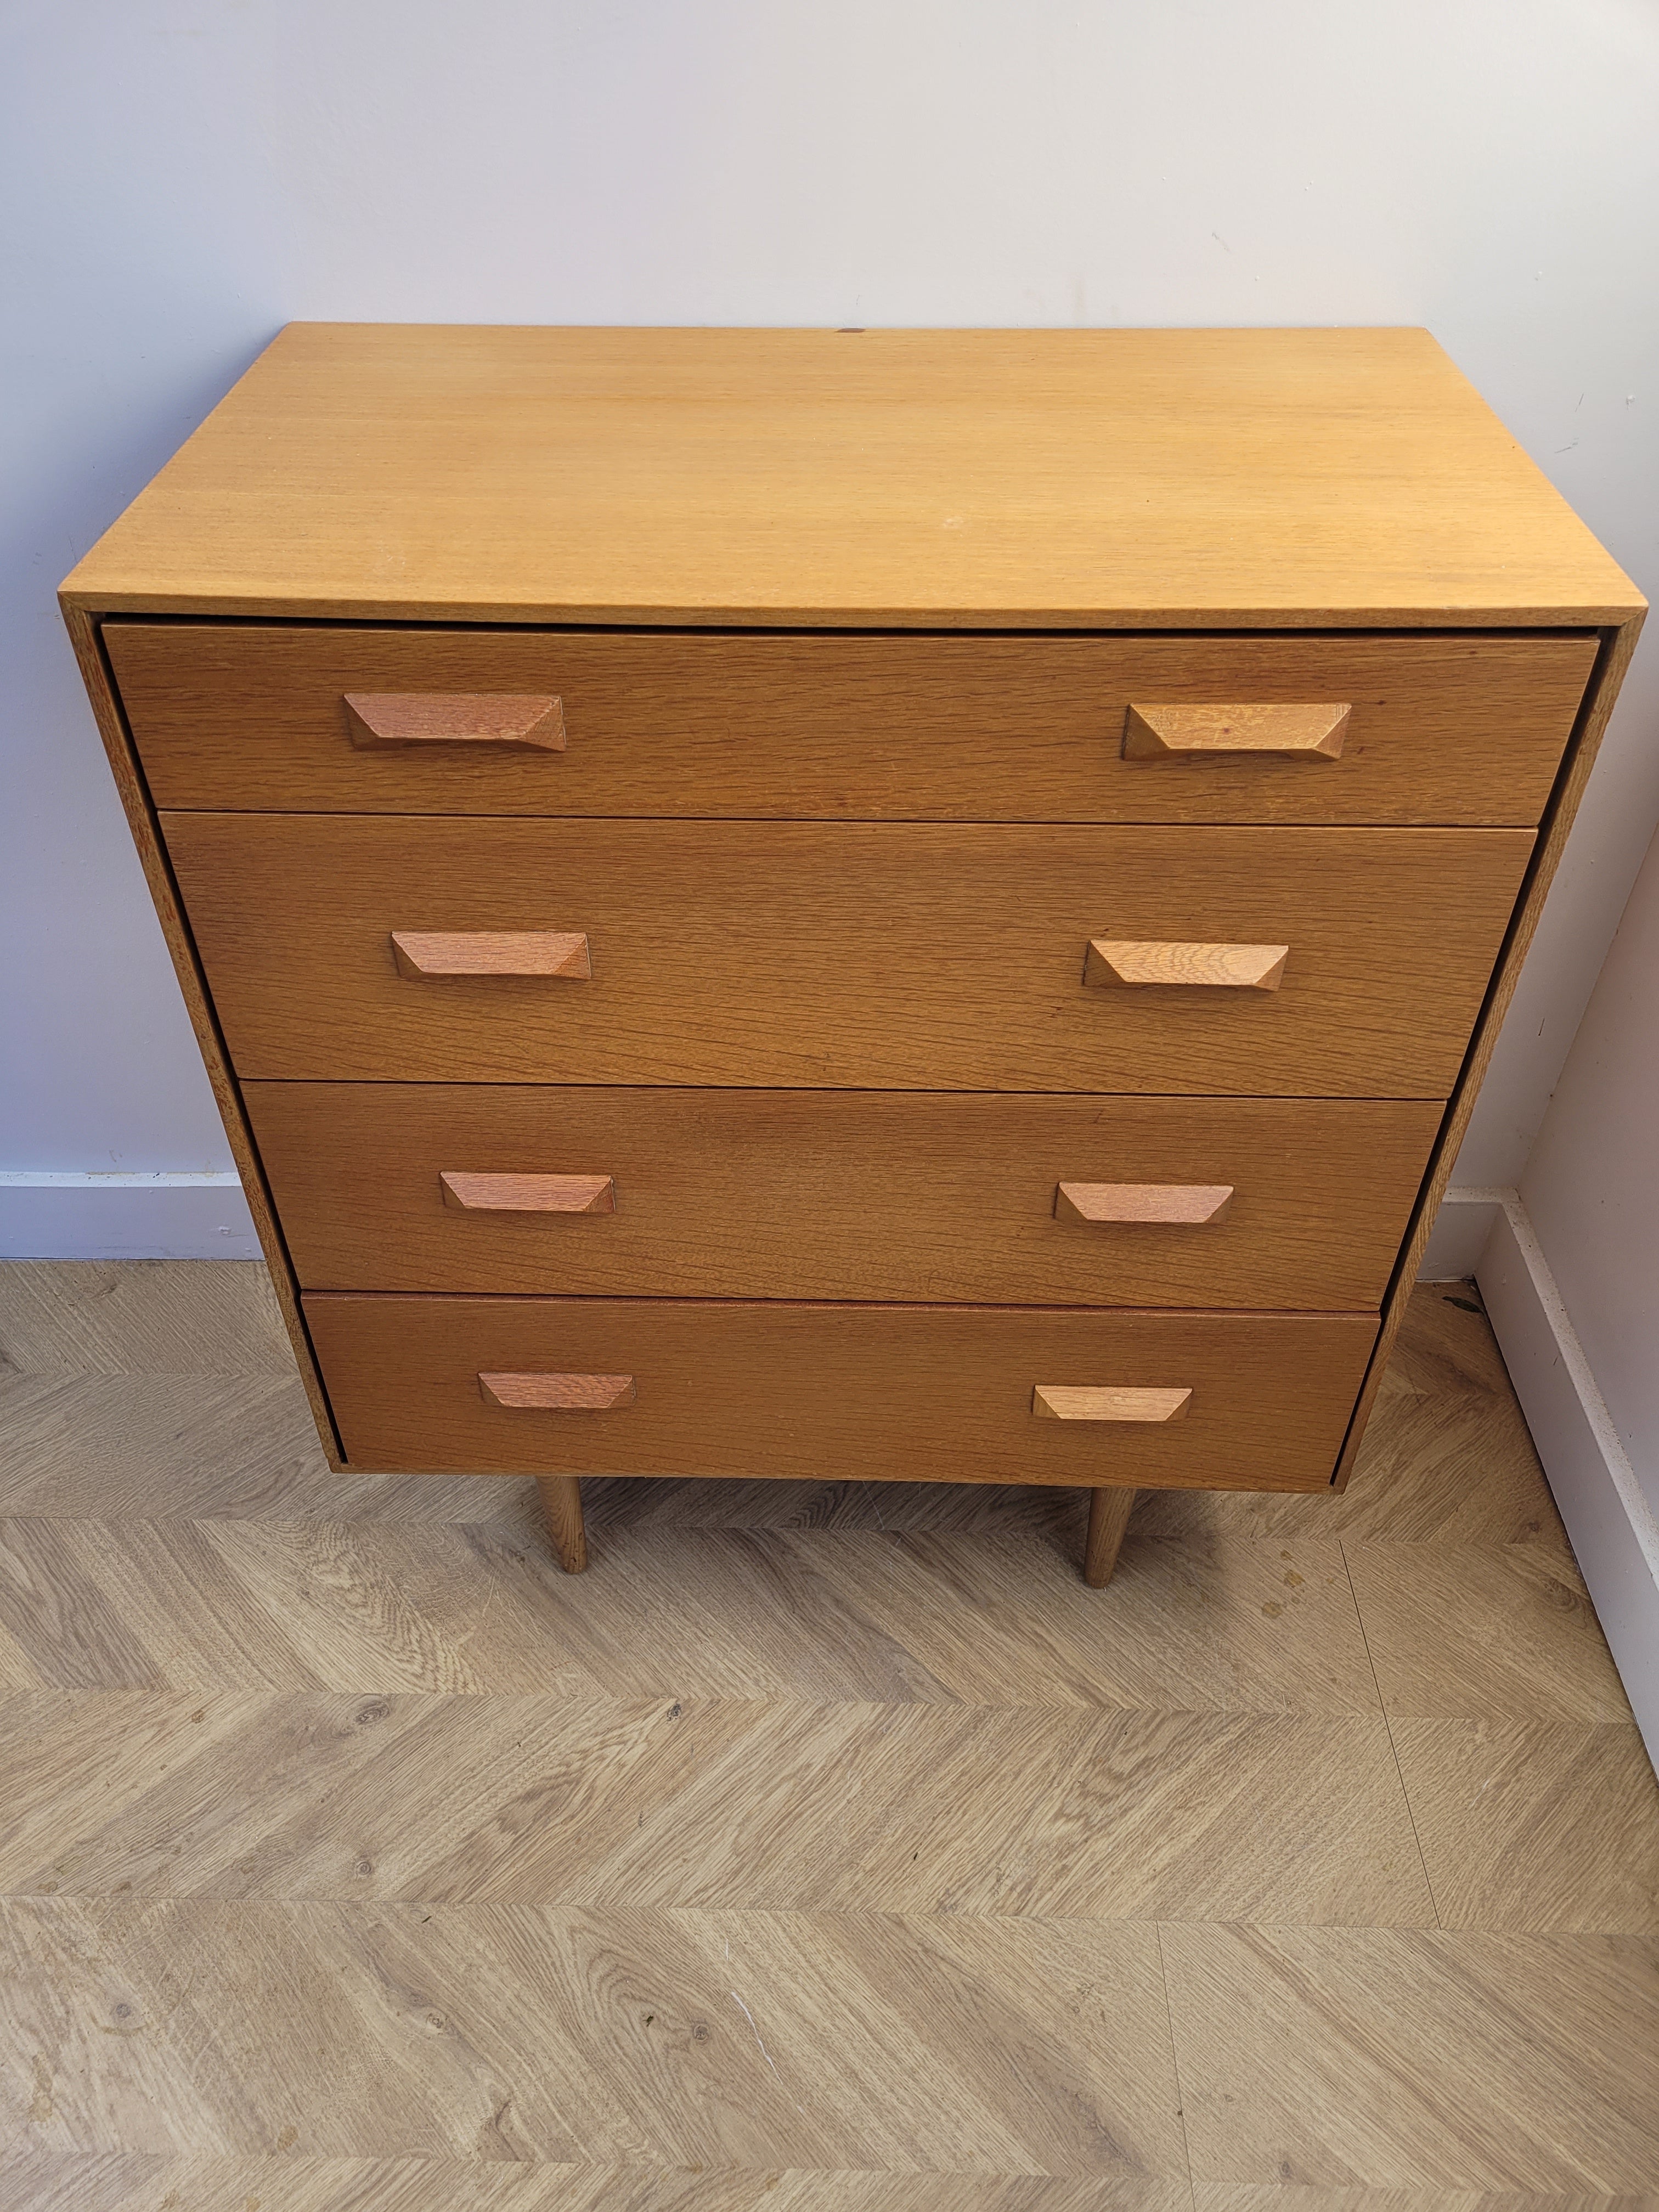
xmin=306 ymin=1296 xmax=1378 ymax=1492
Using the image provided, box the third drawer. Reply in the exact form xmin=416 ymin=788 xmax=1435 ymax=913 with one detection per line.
xmin=247 ymin=1084 xmax=1442 ymax=1307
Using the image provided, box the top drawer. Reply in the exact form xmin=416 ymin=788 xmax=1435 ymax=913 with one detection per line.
xmin=105 ymin=623 xmax=1595 ymax=826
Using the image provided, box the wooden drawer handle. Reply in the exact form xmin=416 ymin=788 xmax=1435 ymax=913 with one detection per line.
xmin=1034 ymin=1385 xmax=1192 ymax=1423
xmin=480 ymin=1372 xmax=635 ymax=1410
xmin=391 ymin=930 xmax=591 ymax=979
xmin=442 ymin=1171 xmax=616 ymax=1214
xmin=1085 ymin=939 xmax=1287 ymax=991
xmin=1057 ymin=1182 xmax=1233 ymax=1226
xmin=345 ymin=693 xmax=565 ymax=750
xmin=1124 ymin=703 xmax=1348 ymax=760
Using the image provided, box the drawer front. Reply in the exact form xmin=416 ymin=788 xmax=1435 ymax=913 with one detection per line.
xmin=250 ymin=1084 xmax=1441 ymax=1307
xmin=109 ymin=622 xmax=1596 ymax=825
xmin=169 ymin=816 xmax=1531 ymax=1094
xmin=306 ymin=1295 xmax=1379 ymax=1491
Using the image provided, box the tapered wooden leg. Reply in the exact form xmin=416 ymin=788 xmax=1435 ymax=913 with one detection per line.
xmin=537 ymin=1475 xmax=588 ymax=1573
xmin=1083 ymin=1485 xmax=1137 ymax=1588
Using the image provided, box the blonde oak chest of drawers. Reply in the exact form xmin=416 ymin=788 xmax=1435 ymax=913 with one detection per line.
xmin=61 ymin=324 xmax=1644 ymax=1587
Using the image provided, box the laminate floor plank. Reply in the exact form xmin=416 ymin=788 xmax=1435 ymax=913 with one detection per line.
xmin=574 ymin=1704 xmax=1427 ymax=1922
xmin=503 ymin=1523 xmax=1380 ymax=1712
xmin=477 ymin=1525 xmax=972 ymax=1706
xmin=1389 ymin=1718 xmax=1659 ymax=1932
xmin=0 ymin=1692 xmax=1430 ymax=1924
xmin=0 ymin=2152 xmax=1189 ymax=2211
xmin=0 ymin=1260 xmax=292 ymax=1376
xmin=0 ymin=1517 xmax=601 ymax=1695
xmin=0 ymin=1372 xmax=335 ymax=1519
xmin=793 ymin=1530 xmax=1380 ymax=1712
xmin=0 ymin=1691 xmax=723 ymax=1904
xmin=1161 ymin=1923 xmax=1659 ymax=2188
xmin=1190 ymin=2191 xmax=1659 ymax=2212
xmin=0 ymin=1516 xmax=1383 ymax=1709
xmin=1344 ymin=1544 xmax=1634 ymax=1723
xmin=0 ymin=1900 xmax=1184 ymax=2174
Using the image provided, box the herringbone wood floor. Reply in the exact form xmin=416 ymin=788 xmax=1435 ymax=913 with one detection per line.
xmin=1 ymin=1262 xmax=1656 ymax=2211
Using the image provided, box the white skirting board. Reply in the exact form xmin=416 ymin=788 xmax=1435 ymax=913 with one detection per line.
xmin=1441 ymin=1187 xmax=1659 ymax=1765
xmin=1417 ymin=1184 xmax=1506 ymax=1281
xmin=0 ymin=1172 xmax=261 ymax=1259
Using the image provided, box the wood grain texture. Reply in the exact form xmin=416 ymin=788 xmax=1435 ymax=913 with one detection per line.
xmin=60 ymin=326 xmax=1643 ymax=627
xmin=54 ymin=613 xmax=341 ymax=1468
xmin=3 ymin=2158 xmax=1201 ymax=2212
xmin=1084 ymin=940 xmax=1289 ymax=990
xmin=7 ymin=1261 xmax=1658 ymax=2191
xmin=246 ymin=1088 xmax=1442 ymax=1309
xmin=1390 ymin=1719 xmax=1659 ymax=1933
xmin=303 ymin=1296 xmax=1376 ymax=1488
xmin=0 ymin=1508 xmax=1381 ymax=1711
xmin=245 ymin=1087 xmax=1436 ymax=1307
xmin=1343 ymin=1543 xmax=1634 ymax=1723
xmin=440 ymin=1171 xmax=616 ymax=1215
xmin=165 ymin=817 xmax=1532 ymax=1094
xmin=5 ymin=1275 xmax=1644 ymax=1872
xmin=1122 ymin=701 xmax=1350 ymax=760
xmin=58 ymin=328 xmax=1646 ymax=1553
xmin=0 ymin=1697 xmax=1430 ymax=1917
xmin=343 ymin=691 xmax=565 ymax=749
xmin=1033 ymin=1388 xmax=1191 ymax=1423
xmin=1190 ymin=2193 xmax=1659 ymax=2212
xmin=0 ymin=1368 xmax=338 ymax=1522
xmin=536 ymin=1474 xmax=588 ymax=1574
xmin=1162 ymin=1923 xmax=1659 ymax=2187
xmin=390 ymin=929 xmax=591 ymax=979
xmin=0 ymin=1513 xmax=603 ymax=1696
xmin=1084 ymin=1487 xmax=1137 ymax=1588
xmin=0 ymin=1259 xmax=296 ymax=1376
xmin=37 ymin=314 xmax=1657 ymax=2185
xmin=481 ymin=1373 xmax=636 ymax=1412
xmin=1056 ymin=1182 xmax=1234 ymax=1227
xmin=104 ymin=622 xmax=1596 ymax=826
xmin=0 ymin=1898 xmax=1189 ymax=2171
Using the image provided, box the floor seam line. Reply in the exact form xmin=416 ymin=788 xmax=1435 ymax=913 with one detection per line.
xmin=1341 ymin=1534 xmax=1443 ymax=1929
xmin=1154 ymin=1918 xmax=1200 ymax=2210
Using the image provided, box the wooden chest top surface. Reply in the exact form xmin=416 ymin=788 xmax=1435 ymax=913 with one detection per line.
xmin=61 ymin=324 xmax=1641 ymax=630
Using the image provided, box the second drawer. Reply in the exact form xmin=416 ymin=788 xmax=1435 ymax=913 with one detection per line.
xmin=248 ymin=1085 xmax=1440 ymax=1307
xmin=166 ymin=816 xmax=1533 ymax=1094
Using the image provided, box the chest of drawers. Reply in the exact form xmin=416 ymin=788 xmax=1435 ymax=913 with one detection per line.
xmin=61 ymin=325 xmax=1644 ymax=1587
